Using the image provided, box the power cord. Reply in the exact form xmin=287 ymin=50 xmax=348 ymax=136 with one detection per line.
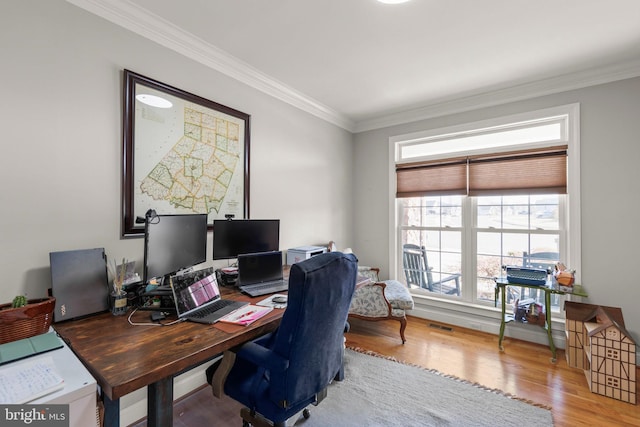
xmin=127 ymin=306 xmax=185 ymax=327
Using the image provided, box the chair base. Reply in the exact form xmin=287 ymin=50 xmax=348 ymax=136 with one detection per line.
xmin=240 ymin=407 xmax=311 ymax=427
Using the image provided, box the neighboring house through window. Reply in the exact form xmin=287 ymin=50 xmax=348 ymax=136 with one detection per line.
xmin=391 ymin=104 xmax=581 ymax=315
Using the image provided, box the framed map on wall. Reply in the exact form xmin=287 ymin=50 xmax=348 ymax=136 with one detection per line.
xmin=121 ymin=69 xmax=250 ymax=237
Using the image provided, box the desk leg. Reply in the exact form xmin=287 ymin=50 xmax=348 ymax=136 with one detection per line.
xmin=498 ymin=285 xmax=506 ymax=352
xmin=544 ymin=291 xmax=557 ymax=363
xmin=103 ymin=395 xmax=120 ymax=427
xmin=148 ymin=377 xmax=174 ymax=427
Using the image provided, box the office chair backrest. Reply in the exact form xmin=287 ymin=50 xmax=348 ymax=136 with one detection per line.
xmin=271 ymin=251 xmax=357 ymax=408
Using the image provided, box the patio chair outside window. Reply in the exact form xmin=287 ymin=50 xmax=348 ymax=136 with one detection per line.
xmin=402 ymin=244 xmax=461 ymax=296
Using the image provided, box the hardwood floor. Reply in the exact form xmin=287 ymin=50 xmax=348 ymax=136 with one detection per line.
xmin=130 ymin=316 xmax=639 ymax=426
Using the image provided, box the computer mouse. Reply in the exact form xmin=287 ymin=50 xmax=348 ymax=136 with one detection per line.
xmin=272 ymin=296 xmax=287 ymax=304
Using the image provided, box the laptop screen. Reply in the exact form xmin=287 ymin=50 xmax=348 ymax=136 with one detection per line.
xmin=171 ymin=271 xmax=220 ymax=317
xmin=238 ymin=251 xmax=283 ymax=286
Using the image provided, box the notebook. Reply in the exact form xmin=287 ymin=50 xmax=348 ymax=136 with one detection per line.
xmin=0 ymin=332 xmax=63 ymax=365
xmin=170 ymin=269 xmax=247 ymax=324
xmin=237 ymin=251 xmax=289 ymax=297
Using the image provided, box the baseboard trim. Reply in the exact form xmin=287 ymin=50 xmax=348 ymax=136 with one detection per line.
xmin=409 ymin=300 xmax=567 ymax=350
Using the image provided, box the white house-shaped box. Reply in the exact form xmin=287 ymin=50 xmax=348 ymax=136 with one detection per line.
xmin=583 ymin=307 xmax=636 ymax=404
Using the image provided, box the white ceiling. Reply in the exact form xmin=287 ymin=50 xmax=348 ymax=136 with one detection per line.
xmin=69 ymin=0 xmax=640 ymax=131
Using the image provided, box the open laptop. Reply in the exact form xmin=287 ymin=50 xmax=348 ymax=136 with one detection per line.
xmin=237 ymin=251 xmax=289 ymax=297
xmin=170 ymin=269 xmax=247 ymax=324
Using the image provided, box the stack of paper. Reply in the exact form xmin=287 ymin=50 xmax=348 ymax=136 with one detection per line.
xmin=218 ymin=304 xmax=273 ymax=326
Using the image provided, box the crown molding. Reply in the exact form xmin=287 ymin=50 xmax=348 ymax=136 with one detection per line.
xmin=354 ymin=58 xmax=640 ymax=133
xmin=66 ymin=0 xmax=356 ymax=132
xmin=67 ymin=0 xmax=640 ymax=135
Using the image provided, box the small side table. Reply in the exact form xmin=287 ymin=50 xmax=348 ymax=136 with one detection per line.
xmin=494 ymin=278 xmax=587 ymax=362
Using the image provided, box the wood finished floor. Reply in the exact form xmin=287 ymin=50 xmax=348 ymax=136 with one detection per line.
xmin=130 ymin=316 xmax=639 ymax=427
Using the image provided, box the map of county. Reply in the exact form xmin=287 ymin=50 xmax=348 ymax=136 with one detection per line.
xmin=140 ymin=106 xmax=241 ymax=214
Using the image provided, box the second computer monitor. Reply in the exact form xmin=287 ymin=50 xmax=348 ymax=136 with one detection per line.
xmin=212 ymin=219 xmax=279 ymax=260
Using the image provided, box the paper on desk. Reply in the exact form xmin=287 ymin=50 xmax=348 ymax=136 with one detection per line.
xmin=0 ymin=356 xmax=64 ymax=404
xmin=218 ymin=304 xmax=273 ymax=326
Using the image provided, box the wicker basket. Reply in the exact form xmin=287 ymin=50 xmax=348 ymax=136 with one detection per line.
xmin=0 ymin=297 xmax=56 ymax=344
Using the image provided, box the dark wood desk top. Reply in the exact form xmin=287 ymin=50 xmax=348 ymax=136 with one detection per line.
xmin=54 ymin=287 xmax=282 ymax=400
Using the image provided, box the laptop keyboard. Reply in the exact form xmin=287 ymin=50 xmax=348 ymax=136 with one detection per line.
xmin=192 ymin=298 xmax=237 ymax=318
xmin=240 ymin=280 xmax=288 ymax=297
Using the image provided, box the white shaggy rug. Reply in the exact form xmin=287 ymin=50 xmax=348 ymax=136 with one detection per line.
xmin=293 ymin=348 xmax=553 ymax=427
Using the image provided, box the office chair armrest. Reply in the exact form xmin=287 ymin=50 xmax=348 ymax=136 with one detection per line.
xmin=211 ymin=344 xmax=290 ymax=399
xmin=236 ymin=341 xmax=290 ymax=373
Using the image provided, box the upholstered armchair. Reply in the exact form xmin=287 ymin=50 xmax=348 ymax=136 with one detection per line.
xmin=348 ymin=266 xmax=414 ymax=343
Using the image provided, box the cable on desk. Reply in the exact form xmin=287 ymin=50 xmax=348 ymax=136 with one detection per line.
xmin=126 ymin=307 xmax=185 ymax=327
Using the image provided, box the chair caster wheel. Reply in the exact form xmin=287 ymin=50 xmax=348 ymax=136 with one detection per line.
xmin=303 ymin=408 xmax=310 ymax=419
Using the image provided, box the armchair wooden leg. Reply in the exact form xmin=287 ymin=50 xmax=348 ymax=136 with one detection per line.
xmin=211 ymin=350 xmax=236 ymax=399
xmin=399 ymin=316 xmax=407 ymax=344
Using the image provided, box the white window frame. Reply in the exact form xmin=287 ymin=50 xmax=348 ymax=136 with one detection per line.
xmin=388 ymin=104 xmax=581 ymax=314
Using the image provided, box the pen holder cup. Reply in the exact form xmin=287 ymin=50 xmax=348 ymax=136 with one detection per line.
xmin=110 ymin=292 xmax=128 ymax=316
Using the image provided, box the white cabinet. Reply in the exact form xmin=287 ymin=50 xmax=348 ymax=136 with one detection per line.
xmin=25 ymin=337 xmax=98 ymax=427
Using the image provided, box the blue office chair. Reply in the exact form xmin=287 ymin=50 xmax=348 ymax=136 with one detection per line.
xmin=211 ymin=252 xmax=358 ymax=427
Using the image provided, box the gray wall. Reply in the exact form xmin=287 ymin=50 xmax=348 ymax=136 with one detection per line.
xmin=353 ymin=76 xmax=640 ymax=346
xmin=0 ymin=0 xmax=354 ymax=304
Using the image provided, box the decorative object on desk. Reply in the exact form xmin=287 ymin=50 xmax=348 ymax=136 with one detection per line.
xmin=0 ymin=297 xmax=56 ymax=344
xmin=121 ymin=69 xmax=250 ymax=237
xmin=108 ymin=258 xmax=129 ymax=315
xmin=284 ymin=348 xmax=553 ymax=427
xmin=109 ymin=292 xmax=128 ymax=316
xmin=553 ymin=262 xmax=575 ymax=290
xmin=11 ymin=295 xmax=27 ymax=308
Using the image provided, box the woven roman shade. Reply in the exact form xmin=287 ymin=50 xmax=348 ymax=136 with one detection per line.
xmin=396 ymin=146 xmax=567 ymax=198
xmin=396 ymin=158 xmax=467 ymax=198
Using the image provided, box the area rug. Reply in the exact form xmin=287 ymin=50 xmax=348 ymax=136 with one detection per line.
xmin=294 ymin=348 xmax=553 ymax=427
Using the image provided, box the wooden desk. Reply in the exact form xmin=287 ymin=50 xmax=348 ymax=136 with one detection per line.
xmin=494 ymin=278 xmax=587 ymax=362
xmin=54 ymin=287 xmax=282 ymax=427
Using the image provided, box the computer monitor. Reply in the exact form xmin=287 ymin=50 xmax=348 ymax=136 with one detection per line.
xmin=143 ymin=214 xmax=208 ymax=283
xmin=212 ymin=219 xmax=280 ymax=260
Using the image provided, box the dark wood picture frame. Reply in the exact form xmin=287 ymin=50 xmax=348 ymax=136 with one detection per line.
xmin=122 ymin=69 xmax=250 ymax=237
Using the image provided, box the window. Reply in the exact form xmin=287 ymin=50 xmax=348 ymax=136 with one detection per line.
xmin=392 ymin=104 xmax=580 ymax=314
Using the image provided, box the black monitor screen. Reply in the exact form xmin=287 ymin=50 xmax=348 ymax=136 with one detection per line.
xmin=212 ymin=219 xmax=280 ymax=260
xmin=144 ymin=214 xmax=208 ymax=282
